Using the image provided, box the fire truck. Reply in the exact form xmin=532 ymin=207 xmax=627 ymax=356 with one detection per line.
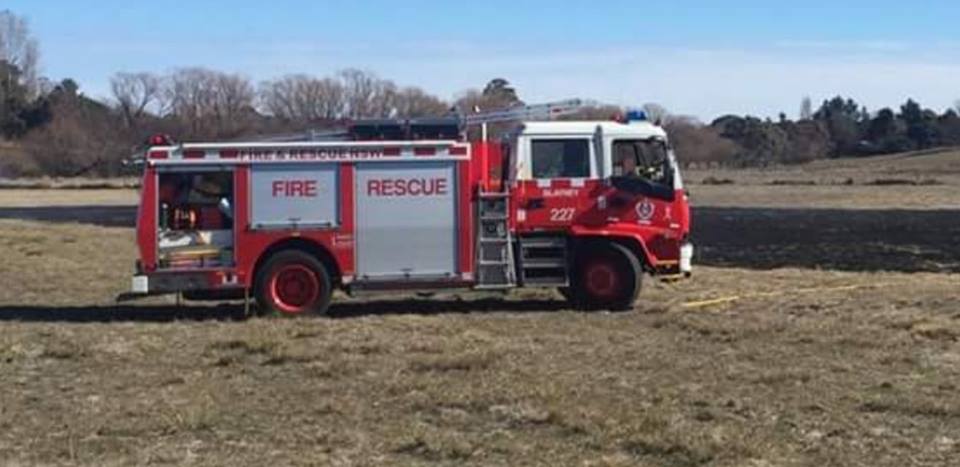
xmin=125 ymin=100 xmax=693 ymax=315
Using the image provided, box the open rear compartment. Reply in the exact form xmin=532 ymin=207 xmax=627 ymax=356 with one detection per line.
xmin=155 ymin=168 xmax=236 ymax=270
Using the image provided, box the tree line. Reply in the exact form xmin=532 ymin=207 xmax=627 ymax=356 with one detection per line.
xmin=0 ymin=66 xmax=520 ymax=176
xmin=2 ymin=9 xmax=960 ymax=177
xmin=671 ymin=96 xmax=960 ymax=168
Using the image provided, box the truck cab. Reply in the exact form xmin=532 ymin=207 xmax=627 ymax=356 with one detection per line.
xmin=475 ymin=117 xmax=693 ymax=309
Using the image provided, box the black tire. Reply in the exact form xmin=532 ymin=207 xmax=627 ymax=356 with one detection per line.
xmin=254 ymin=250 xmax=333 ymax=316
xmin=569 ymin=242 xmax=643 ymax=311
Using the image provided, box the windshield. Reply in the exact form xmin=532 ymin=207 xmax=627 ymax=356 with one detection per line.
xmin=613 ymin=139 xmax=671 ymax=186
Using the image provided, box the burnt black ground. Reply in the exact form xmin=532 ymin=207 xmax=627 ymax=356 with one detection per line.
xmin=693 ymin=207 xmax=960 ymax=273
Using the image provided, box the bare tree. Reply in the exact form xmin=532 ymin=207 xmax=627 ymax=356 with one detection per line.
xmin=110 ymin=72 xmax=162 ymax=128
xmin=165 ymin=68 xmax=212 ymax=135
xmin=371 ymin=80 xmax=399 ymax=118
xmin=212 ymin=72 xmax=255 ymax=127
xmin=338 ymin=69 xmax=405 ymax=118
xmin=392 ymin=87 xmax=448 ymax=118
xmin=260 ymin=71 xmax=448 ymax=123
xmin=259 ymin=74 xmax=346 ymax=122
xmin=0 ymin=10 xmax=39 ymax=97
xmin=338 ymin=69 xmax=377 ymax=118
xmin=165 ymin=68 xmax=255 ymax=138
xmin=641 ymin=103 xmax=669 ymax=124
xmin=665 ymin=116 xmax=739 ymax=167
xmin=454 ymin=79 xmax=525 ymax=115
xmin=24 ymin=90 xmax=129 ymax=176
xmin=454 ymin=88 xmax=518 ymax=141
xmin=454 ymin=89 xmax=486 ymax=114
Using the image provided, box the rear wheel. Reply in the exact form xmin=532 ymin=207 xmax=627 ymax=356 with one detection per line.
xmin=569 ymin=242 xmax=642 ymax=311
xmin=255 ymin=250 xmax=332 ymax=316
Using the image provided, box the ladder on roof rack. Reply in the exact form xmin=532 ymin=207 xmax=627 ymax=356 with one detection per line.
xmin=461 ymin=98 xmax=594 ymax=126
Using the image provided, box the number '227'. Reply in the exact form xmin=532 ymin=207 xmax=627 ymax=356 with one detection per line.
xmin=549 ymin=207 xmax=575 ymax=222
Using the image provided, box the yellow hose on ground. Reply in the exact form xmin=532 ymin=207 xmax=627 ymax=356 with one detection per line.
xmin=681 ymin=284 xmax=886 ymax=309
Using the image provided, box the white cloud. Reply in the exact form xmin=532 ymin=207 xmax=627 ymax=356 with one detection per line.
xmin=774 ymin=40 xmax=910 ymax=52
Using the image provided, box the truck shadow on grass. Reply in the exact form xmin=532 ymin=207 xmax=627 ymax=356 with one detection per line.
xmin=0 ymin=205 xmax=137 ymax=228
xmin=0 ymin=298 xmax=570 ymax=323
xmin=2 ymin=204 xmax=959 ymax=273
xmin=0 ymin=304 xmax=248 ymax=323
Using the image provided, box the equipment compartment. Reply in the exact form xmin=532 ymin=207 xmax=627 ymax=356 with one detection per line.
xmin=156 ymin=169 xmax=235 ymax=269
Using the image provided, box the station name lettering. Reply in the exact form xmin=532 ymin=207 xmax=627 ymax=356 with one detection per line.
xmin=542 ymin=188 xmax=580 ymax=198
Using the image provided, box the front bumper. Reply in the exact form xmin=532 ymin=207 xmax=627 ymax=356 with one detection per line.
xmin=119 ymin=271 xmax=243 ymax=303
xmin=131 ymin=275 xmax=150 ymax=294
xmin=127 ymin=270 xmax=239 ymax=295
xmin=680 ymin=242 xmax=694 ymax=275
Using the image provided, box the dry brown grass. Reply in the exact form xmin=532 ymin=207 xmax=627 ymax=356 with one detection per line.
xmin=686 ymin=147 xmax=960 ymax=209
xmin=0 ymin=217 xmax=957 ymax=465
xmin=0 ymin=177 xmax=139 ymax=190
xmin=1 ymin=151 xmax=959 ymax=465
xmin=0 ymin=188 xmax=137 ymax=207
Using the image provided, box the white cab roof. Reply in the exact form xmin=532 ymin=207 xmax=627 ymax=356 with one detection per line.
xmin=519 ymin=120 xmax=667 ymax=139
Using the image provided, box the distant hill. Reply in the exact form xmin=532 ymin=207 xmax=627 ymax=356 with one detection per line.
xmin=799 ymin=146 xmax=960 ymax=177
xmin=686 ymin=146 xmax=960 ymax=188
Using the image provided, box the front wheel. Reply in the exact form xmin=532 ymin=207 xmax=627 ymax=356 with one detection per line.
xmin=569 ymin=242 xmax=643 ymax=311
xmin=255 ymin=250 xmax=333 ymax=316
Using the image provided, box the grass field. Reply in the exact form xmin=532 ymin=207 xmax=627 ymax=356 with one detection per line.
xmin=684 ymin=147 xmax=960 ymax=209
xmin=1 ymin=150 xmax=958 ymax=465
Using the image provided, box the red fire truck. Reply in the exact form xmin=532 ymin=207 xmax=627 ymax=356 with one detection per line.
xmin=126 ymin=101 xmax=693 ymax=314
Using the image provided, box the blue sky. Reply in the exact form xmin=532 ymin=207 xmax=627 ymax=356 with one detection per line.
xmin=6 ymin=0 xmax=960 ymax=120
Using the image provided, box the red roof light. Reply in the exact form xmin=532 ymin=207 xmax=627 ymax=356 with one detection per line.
xmin=148 ymin=134 xmax=174 ymax=146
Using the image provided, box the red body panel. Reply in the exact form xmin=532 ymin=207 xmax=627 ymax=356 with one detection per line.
xmin=511 ymin=179 xmax=688 ymax=269
xmin=136 ymin=167 xmax=158 ymax=272
xmin=471 ymin=141 xmax=504 ymax=191
xmin=138 ymin=151 xmax=476 ymax=291
xmin=231 ymin=163 xmax=354 ymax=287
xmin=338 ymin=163 xmax=357 ymax=274
xmin=457 ymin=159 xmax=474 ymax=278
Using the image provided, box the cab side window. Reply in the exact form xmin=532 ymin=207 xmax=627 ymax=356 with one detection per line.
xmin=531 ymin=139 xmax=590 ymax=179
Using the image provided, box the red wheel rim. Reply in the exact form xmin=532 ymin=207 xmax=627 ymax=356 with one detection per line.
xmin=269 ymin=264 xmax=320 ymax=314
xmin=584 ymin=260 xmax=619 ymax=299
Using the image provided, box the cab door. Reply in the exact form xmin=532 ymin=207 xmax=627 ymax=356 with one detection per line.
xmin=513 ymin=136 xmax=595 ymax=232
